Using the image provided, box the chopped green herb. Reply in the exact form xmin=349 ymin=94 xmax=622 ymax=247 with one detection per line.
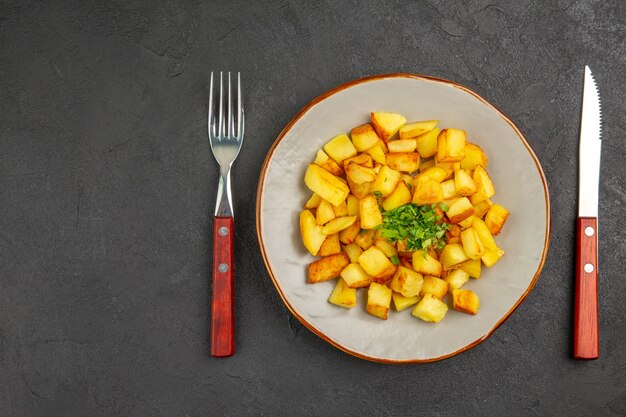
xmin=373 ymin=191 xmax=382 ymax=198
xmin=390 ymin=255 xmax=400 ymax=266
xmin=438 ymin=202 xmax=449 ymax=212
xmin=378 ymin=203 xmax=450 ymax=253
xmin=406 ymin=182 xmax=412 ymax=190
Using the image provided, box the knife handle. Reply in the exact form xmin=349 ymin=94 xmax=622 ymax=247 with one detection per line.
xmin=574 ymin=217 xmax=599 ymax=359
xmin=211 ymin=216 xmax=235 ymax=357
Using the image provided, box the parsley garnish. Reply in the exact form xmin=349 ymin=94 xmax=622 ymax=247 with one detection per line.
xmin=390 ymin=255 xmax=400 ymax=266
xmin=376 ymin=203 xmax=450 ymax=252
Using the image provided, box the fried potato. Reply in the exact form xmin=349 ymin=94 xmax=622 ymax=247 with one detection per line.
xmin=412 ymin=293 xmax=448 ymax=322
xmin=367 ymin=282 xmax=393 ymax=319
xmin=308 ymin=252 xmax=350 ymax=283
xmin=371 ymin=112 xmax=407 ymax=142
xmin=328 ymin=278 xmax=357 ymax=309
xmin=452 ymin=289 xmax=480 ymax=315
xmin=300 ymin=210 xmax=326 ymax=256
xmin=305 ymin=164 xmax=350 ymax=207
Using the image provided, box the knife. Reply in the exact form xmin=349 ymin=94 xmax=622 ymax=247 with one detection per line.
xmin=574 ymin=65 xmax=602 ymax=360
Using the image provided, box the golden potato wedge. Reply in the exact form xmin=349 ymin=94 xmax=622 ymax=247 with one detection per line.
xmin=412 ymin=175 xmax=444 ymax=205
xmin=340 ymin=263 xmax=373 ymax=288
xmin=338 ymin=219 xmax=361 ymax=244
xmin=437 ymin=128 xmax=466 ymax=162
xmin=308 ymin=252 xmax=350 ymax=283
xmin=323 ymin=133 xmax=357 ymax=163
xmin=481 ymin=247 xmax=505 ymax=268
xmin=386 ymin=152 xmax=420 ymax=173
xmin=304 ymin=193 xmax=322 ymax=209
xmin=355 ymin=229 xmax=376 ymax=250
xmin=441 ymin=179 xmax=456 ymax=199
xmin=367 ymin=282 xmax=393 ymax=319
xmin=300 ymin=210 xmax=326 ymax=256
xmin=458 ymin=258 xmax=481 ymax=278
xmin=387 ymin=139 xmax=417 ymax=153
xmin=375 ymin=238 xmax=398 ymax=259
xmin=418 ymin=157 xmax=436 ymax=173
xmin=412 ymin=293 xmax=448 ymax=322
xmin=343 ymin=243 xmax=363 ymax=264
xmin=318 ymin=233 xmax=341 ymax=256
xmin=472 ymin=199 xmax=493 ymax=219
xmin=350 ymin=123 xmax=381 ymax=152
xmin=328 ymin=278 xmax=357 ymax=309
xmin=419 ymin=166 xmax=447 ymax=183
xmin=359 ymin=195 xmax=383 ymax=229
xmin=346 ymin=176 xmax=372 ymax=199
xmin=454 ymin=169 xmax=477 ymax=196
xmin=460 ymin=142 xmax=488 ymax=170
xmin=332 ymin=201 xmax=349 ymax=217
xmin=452 ymin=289 xmax=480 ymax=315
xmin=316 ymin=199 xmax=336 ymax=225
xmin=419 ymin=275 xmax=449 ymax=300
xmin=412 ymin=250 xmax=443 ymax=277
xmin=461 ymin=227 xmax=486 ymax=260
xmin=359 ymin=246 xmax=396 ymax=277
xmin=415 ymin=128 xmax=440 ymax=158
xmin=439 ymin=243 xmax=469 ymax=270
xmin=346 ymin=194 xmax=360 ymax=217
xmin=485 ymin=204 xmax=510 ymax=235
xmin=434 ymin=160 xmax=456 ymax=180
xmin=372 ymin=165 xmax=402 ymax=197
xmin=399 ymin=120 xmax=438 ymax=139
xmin=321 ymin=216 xmax=357 ymax=235
xmin=314 ymin=149 xmax=343 ymax=176
xmin=305 ymin=164 xmax=350 ymax=207
xmin=365 ymin=140 xmax=387 ymax=165
xmin=371 ymin=112 xmax=407 ymax=142
xmin=470 ymin=166 xmax=496 ymax=204
xmin=389 ymin=266 xmax=424 ymax=297
xmin=382 ymin=181 xmax=412 ymax=211
xmin=444 ymin=268 xmax=470 ymax=290
xmin=345 ymin=162 xmax=377 ymax=184
xmin=457 ymin=215 xmax=476 ymax=229
xmin=342 ymin=153 xmax=374 ymax=169
xmin=446 ymin=197 xmax=475 ymax=224
xmin=392 ymin=292 xmax=420 ymax=311
xmin=472 ymin=218 xmax=497 ymax=251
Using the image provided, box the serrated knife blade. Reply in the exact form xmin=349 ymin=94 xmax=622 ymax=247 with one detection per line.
xmin=578 ymin=65 xmax=602 ymax=217
xmin=574 ymin=65 xmax=602 ymax=360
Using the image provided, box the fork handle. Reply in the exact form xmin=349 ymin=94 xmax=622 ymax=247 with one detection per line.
xmin=574 ymin=216 xmax=599 ymax=359
xmin=211 ymin=216 xmax=234 ymax=357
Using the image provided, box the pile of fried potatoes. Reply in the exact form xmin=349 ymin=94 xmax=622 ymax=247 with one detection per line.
xmin=300 ymin=112 xmax=510 ymax=323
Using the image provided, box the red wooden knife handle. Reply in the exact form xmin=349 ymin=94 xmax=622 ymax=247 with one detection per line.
xmin=574 ymin=217 xmax=599 ymax=359
xmin=211 ymin=216 xmax=234 ymax=357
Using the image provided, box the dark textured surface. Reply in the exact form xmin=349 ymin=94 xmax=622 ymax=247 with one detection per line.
xmin=1 ymin=0 xmax=625 ymax=416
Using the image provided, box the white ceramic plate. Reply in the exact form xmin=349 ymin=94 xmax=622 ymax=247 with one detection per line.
xmin=256 ymin=74 xmax=550 ymax=363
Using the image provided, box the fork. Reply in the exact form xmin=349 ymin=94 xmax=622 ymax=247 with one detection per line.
xmin=208 ymin=71 xmax=244 ymax=357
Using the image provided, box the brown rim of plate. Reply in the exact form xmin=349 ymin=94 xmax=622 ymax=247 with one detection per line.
xmin=255 ymin=72 xmax=551 ymax=364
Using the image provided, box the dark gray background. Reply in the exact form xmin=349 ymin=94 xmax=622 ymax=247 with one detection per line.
xmin=1 ymin=0 xmax=625 ymax=416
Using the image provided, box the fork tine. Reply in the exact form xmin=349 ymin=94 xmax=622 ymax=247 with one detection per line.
xmin=218 ymin=72 xmax=224 ymax=139
xmin=208 ymin=71 xmax=214 ymax=138
xmin=236 ymin=72 xmax=242 ymax=138
xmin=227 ymin=72 xmax=233 ymax=138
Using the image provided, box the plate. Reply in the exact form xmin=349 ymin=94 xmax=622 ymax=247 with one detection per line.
xmin=256 ymin=73 xmax=550 ymax=363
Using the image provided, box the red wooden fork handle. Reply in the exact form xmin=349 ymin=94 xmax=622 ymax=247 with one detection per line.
xmin=211 ymin=216 xmax=235 ymax=357
xmin=573 ymin=217 xmax=599 ymax=360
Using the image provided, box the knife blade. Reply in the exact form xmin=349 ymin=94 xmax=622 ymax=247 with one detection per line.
xmin=574 ymin=65 xmax=602 ymax=360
